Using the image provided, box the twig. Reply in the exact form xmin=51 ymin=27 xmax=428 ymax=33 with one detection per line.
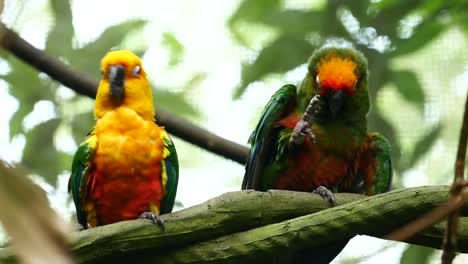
xmin=442 ymin=90 xmax=468 ymax=263
xmin=0 ymin=22 xmax=249 ymax=164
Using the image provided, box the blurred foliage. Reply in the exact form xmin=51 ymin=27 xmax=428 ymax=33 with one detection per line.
xmin=0 ymin=0 xmax=197 ymax=185
xmin=230 ymin=1 xmax=467 ymax=262
xmin=400 ymin=245 xmax=436 ymax=264
xmin=0 ymin=159 xmax=72 ymax=264
xmin=162 ymin=32 xmax=185 ymax=67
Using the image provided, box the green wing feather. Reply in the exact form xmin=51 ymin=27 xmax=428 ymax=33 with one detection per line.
xmin=242 ymin=84 xmax=297 ymax=190
xmin=160 ymin=131 xmax=179 ymax=214
xmin=367 ymin=132 xmax=392 ymax=194
xmin=68 ymin=132 xmax=97 ymax=228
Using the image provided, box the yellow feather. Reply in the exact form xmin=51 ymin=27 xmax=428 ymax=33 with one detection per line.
xmin=149 ymin=204 xmax=160 ymax=215
xmin=161 ymin=160 xmax=167 ymax=196
xmin=160 ymin=129 xmax=171 ymax=196
xmin=85 ymin=202 xmax=97 ymax=227
xmin=83 ymin=134 xmax=98 ymax=164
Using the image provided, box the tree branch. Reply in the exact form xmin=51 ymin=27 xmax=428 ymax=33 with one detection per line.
xmin=385 ymin=189 xmax=468 ymax=241
xmin=442 ymin=86 xmax=468 ymax=263
xmin=0 ymin=22 xmax=249 ymax=164
xmin=1 ymin=186 xmax=466 ymax=264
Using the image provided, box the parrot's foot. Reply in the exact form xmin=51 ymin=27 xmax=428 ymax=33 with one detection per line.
xmin=289 ymin=119 xmax=316 ymax=146
xmin=289 ymin=95 xmax=321 ymax=146
xmin=313 ymin=186 xmax=335 ymax=206
xmin=76 ymin=223 xmax=86 ymax=231
xmin=139 ymin=212 xmax=165 ymax=231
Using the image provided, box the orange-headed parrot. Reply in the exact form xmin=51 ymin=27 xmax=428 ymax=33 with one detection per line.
xmin=243 ymin=46 xmax=392 ymax=263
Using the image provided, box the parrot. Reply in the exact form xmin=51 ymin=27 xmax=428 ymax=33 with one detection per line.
xmin=69 ymin=50 xmax=178 ymax=230
xmin=242 ymin=46 xmax=392 ymax=263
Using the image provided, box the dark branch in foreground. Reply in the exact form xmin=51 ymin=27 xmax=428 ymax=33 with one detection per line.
xmin=0 ymin=186 xmax=467 ymax=264
xmin=0 ymin=22 xmax=249 ymax=164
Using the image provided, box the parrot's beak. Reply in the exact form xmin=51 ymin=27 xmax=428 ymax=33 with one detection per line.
xmin=327 ymin=89 xmax=346 ymax=118
xmin=108 ymin=64 xmax=125 ymax=105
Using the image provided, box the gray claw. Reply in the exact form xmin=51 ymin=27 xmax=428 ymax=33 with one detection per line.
xmin=139 ymin=212 xmax=165 ymax=231
xmin=289 ymin=95 xmax=321 ymax=146
xmin=76 ymin=223 xmax=86 ymax=231
xmin=290 ymin=120 xmax=317 ymax=146
xmin=313 ymin=186 xmax=335 ymax=206
xmin=304 ymin=127 xmax=316 ymax=143
xmin=290 ymin=120 xmax=306 ymax=145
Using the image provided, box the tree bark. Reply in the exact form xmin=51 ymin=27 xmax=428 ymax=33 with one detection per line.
xmin=0 ymin=186 xmax=466 ymax=263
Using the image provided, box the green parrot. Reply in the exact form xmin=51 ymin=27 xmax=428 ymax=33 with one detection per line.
xmin=242 ymin=45 xmax=392 ymax=263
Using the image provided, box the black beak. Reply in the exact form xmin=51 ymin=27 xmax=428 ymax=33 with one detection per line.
xmin=108 ymin=64 xmax=125 ymax=105
xmin=327 ymin=89 xmax=346 ymax=118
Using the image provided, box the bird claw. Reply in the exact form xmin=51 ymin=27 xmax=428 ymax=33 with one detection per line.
xmin=313 ymin=186 xmax=335 ymax=206
xmin=139 ymin=212 xmax=165 ymax=231
xmin=76 ymin=223 xmax=86 ymax=231
xmin=289 ymin=95 xmax=321 ymax=146
xmin=304 ymin=127 xmax=316 ymax=143
xmin=289 ymin=120 xmax=316 ymax=146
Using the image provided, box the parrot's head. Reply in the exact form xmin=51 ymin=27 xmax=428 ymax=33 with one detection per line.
xmin=303 ymin=46 xmax=369 ymax=120
xmin=95 ymin=50 xmax=155 ymax=120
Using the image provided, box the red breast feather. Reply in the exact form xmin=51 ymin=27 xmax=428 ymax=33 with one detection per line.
xmin=88 ymin=107 xmax=164 ymax=226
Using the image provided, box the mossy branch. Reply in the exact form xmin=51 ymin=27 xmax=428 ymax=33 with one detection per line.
xmin=1 ymin=186 xmax=467 ymax=263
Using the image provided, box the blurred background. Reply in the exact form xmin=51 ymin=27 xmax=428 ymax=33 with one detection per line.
xmin=0 ymin=0 xmax=467 ymax=263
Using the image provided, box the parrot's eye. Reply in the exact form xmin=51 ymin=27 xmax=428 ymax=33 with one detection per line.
xmin=132 ymin=66 xmax=141 ymax=77
xmin=315 ymin=75 xmax=321 ymax=88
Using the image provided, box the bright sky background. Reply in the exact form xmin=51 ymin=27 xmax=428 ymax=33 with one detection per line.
xmin=1 ymin=0 xmax=467 ymax=263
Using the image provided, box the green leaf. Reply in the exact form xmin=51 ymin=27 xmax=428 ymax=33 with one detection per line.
xmin=22 ymin=119 xmax=72 ymax=184
xmin=153 ymin=88 xmax=199 ymax=118
xmin=235 ymin=35 xmax=314 ymax=98
xmin=345 ymin=0 xmax=378 ymax=24
xmin=393 ymin=21 xmax=445 ymax=56
xmin=0 ymin=57 xmax=56 ymax=138
xmin=162 ymin=32 xmax=184 ymax=67
xmin=8 ymin=103 xmax=33 ymax=139
xmin=184 ymin=72 xmax=207 ymax=90
xmin=371 ymin=0 xmax=420 ymax=12
xmin=70 ymin=20 xmax=148 ymax=77
xmin=404 ymin=123 xmax=442 ymax=170
xmin=260 ymin=10 xmax=323 ymax=36
xmin=229 ymin=0 xmax=281 ymax=26
xmin=70 ymin=111 xmax=94 ymax=145
xmin=400 ymin=245 xmax=435 ymax=264
xmin=355 ymin=0 xmax=422 ymax=39
xmin=390 ymin=70 xmax=425 ymax=111
xmin=2 ymin=57 xmax=56 ymax=103
xmin=45 ymin=0 xmax=74 ymax=57
xmin=228 ymin=0 xmax=281 ymax=45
